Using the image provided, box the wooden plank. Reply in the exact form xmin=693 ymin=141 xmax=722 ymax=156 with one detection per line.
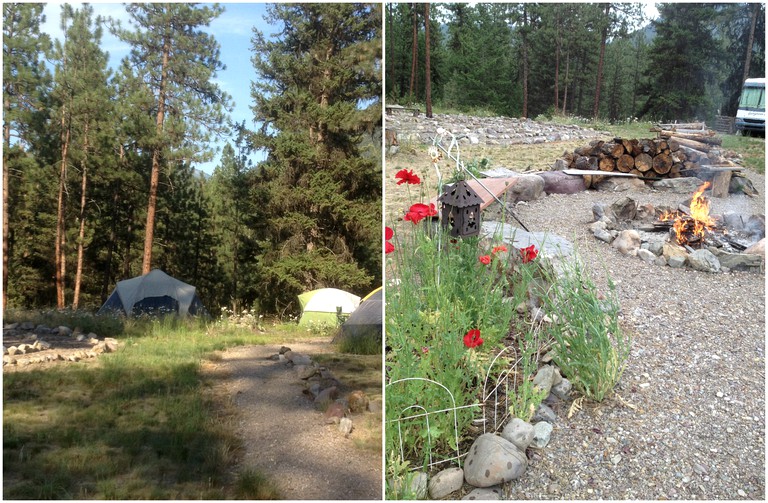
xmin=428 ymin=177 xmax=520 ymax=211
xmin=711 ymin=171 xmax=733 ymax=198
xmin=562 ymin=169 xmax=658 ymax=179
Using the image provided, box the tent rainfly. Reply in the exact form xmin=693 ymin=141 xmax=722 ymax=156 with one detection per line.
xmin=98 ymin=269 xmax=208 ymax=317
xmin=334 ymin=287 xmax=382 ymax=343
xmin=298 ymin=288 xmax=361 ymax=326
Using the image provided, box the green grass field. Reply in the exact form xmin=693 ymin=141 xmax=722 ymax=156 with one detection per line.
xmin=2 ymin=314 xmax=362 ymax=499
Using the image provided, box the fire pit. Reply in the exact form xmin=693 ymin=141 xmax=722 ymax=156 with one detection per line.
xmin=589 ymin=183 xmax=765 ymax=273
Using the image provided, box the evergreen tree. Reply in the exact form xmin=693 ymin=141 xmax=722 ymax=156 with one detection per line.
xmin=250 ymin=3 xmax=381 ymax=313
xmin=113 ymin=3 xmax=232 ymax=274
xmin=49 ymin=4 xmax=113 ymax=309
xmin=640 ymin=4 xmax=723 ymax=121
xmin=2 ymin=3 xmax=51 ymax=308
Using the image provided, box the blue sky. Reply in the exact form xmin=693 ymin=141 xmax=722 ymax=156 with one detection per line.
xmin=41 ymin=2 xmax=275 ymax=174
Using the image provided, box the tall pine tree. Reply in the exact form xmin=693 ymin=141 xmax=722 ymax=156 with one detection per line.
xmin=113 ymin=3 xmax=232 ymax=274
xmin=250 ymin=3 xmax=381 ymax=313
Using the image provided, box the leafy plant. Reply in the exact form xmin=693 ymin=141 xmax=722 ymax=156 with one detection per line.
xmin=540 ymin=259 xmax=631 ymax=402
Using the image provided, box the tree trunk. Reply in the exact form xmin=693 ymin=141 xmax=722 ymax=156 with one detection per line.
xmin=562 ymin=49 xmax=570 ymax=114
xmin=554 ymin=11 xmax=560 ymax=111
xmin=741 ymin=3 xmax=759 ymax=84
xmin=424 ymin=3 xmax=432 ymax=118
xmin=521 ymin=6 xmax=529 ymax=118
xmin=593 ymin=3 xmax=611 ymax=119
xmin=142 ymin=34 xmax=170 ymax=275
xmin=3 ymin=96 xmax=10 ymax=310
xmin=56 ymin=111 xmax=71 ymax=309
xmin=73 ymin=124 xmax=89 ymax=310
xmin=409 ymin=4 xmax=418 ymax=100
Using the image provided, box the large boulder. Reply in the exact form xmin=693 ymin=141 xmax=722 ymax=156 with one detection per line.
xmin=464 ymin=434 xmax=527 ymax=488
xmin=536 ymin=171 xmax=586 ymax=195
xmin=508 ymin=175 xmax=545 ymax=203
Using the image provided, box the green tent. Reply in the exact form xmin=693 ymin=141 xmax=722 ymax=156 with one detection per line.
xmin=334 ymin=287 xmax=382 ymax=343
xmin=298 ymin=288 xmax=361 ymax=326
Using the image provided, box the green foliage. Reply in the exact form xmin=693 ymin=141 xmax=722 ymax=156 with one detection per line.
xmin=248 ymin=4 xmax=382 ymax=314
xmin=540 ymin=259 xmax=631 ymax=402
xmin=721 ymin=134 xmax=765 ymax=174
xmin=234 ymin=469 xmax=281 ymax=500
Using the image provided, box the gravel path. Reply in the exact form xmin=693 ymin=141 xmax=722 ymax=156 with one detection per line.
xmin=386 ymin=136 xmax=764 ymax=500
xmin=500 ymin=175 xmax=765 ymax=500
xmin=204 ymin=341 xmax=382 ymax=500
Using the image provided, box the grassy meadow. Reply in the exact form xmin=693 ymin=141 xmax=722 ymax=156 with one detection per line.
xmin=3 ymin=312 xmax=378 ymax=499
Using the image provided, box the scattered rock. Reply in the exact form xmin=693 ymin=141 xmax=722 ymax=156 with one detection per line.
xmin=464 ymin=434 xmax=527 ymax=487
xmin=508 ymin=175 xmax=545 ymax=203
xmin=611 ymin=196 xmax=638 ymax=221
xmin=532 ymin=366 xmax=556 ymax=395
xmin=536 ymin=170 xmax=586 ymax=195
xmin=295 ymin=364 xmax=318 ymax=380
xmin=597 ymin=177 xmax=646 ymax=192
xmin=532 ymin=402 xmax=557 ymax=423
xmin=637 ymin=248 xmax=657 ymax=264
xmin=324 ymin=401 xmax=347 ymax=424
xmin=530 ymin=421 xmax=554 ymax=449
xmin=744 ymin=238 xmax=765 ymax=257
xmin=462 ymin=486 xmax=503 ymax=500
xmin=501 ymin=418 xmax=535 ymax=451
xmin=688 ymin=249 xmax=721 ymax=273
xmin=314 ymin=386 xmax=338 ymax=407
xmin=428 ymin=467 xmax=464 ymax=499
xmin=612 ymin=229 xmax=641 ymax=256
xmin=279 ymin=346 xmax=291 ymax=354
xmin=550 ymin=378 xmax=572 ymax=400
xmin=708 ymin=247 xmax=763 ymax=272
xmin=347 ymin=390 xmax=370 ymax=414
xmin=338 ymin=417 xmax=353 ymax=436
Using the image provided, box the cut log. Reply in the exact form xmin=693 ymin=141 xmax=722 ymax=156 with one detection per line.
xmin=630 ymin=139 xmax=643 ymax=157
xmin=659 ymin=130 xmax=722 ymax=145
xmin=616 ymin=154 xmax=634 ymax=173
xmin=601 ymin=142 xmax=625 ymax=159
xmin=657 ymin=140 xmax=668 ymax=151
xmin=573 ymin=155 xmax=591 ymax=170
xmin=575 ymin=145 xmax=595 ymax=156
xmin=667 ymin=138 xmax=680 ymax=151
xmin=652 ymin=153 xmax=673 ymax=175
xmin=620 ymin=139 xmax=634 ymax=154
xmin=669 ymin=163 xmax=683 ymax=178
xmin=656 ymin=121 xmax=707 ymax=130
xmin=635 ymin=152 xmax=653 ymax=172
xmin=679 ymin=146 xmax=703 ymax=162
xmin=599 ymin=156 xmax=616 ymax=171
xmin=639 ymin=139 xmax=658 ymax=156
xmin=672 ymin=136 xmax=712 ymax=153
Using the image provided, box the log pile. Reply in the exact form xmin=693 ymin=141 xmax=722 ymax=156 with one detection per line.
xmin=560 ymin=137 xmax=691 ymax=188
xmin=560 ymin=123 xmax=743 ymax=190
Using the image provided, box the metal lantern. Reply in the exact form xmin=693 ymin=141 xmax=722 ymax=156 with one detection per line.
xmin=439 ymin=180 xmax=483 ymax=237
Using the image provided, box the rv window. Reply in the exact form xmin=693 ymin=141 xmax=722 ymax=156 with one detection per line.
xmin=739 ymin=86 xmax=765 ymax=110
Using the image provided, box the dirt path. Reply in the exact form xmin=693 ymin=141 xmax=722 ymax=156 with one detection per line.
xmin=203 ymin=340 xmax=382 ymax=500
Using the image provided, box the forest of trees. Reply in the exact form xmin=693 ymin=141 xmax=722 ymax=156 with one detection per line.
xmin=3 ymin=3 xmax=382 ymax=315
xmin=386 ymin=2 xmax=765 ymax=123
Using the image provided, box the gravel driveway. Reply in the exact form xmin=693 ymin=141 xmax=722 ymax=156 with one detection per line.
xmin=500 ymin=175 xmax=765 ymax=500
xmin=204 ymin=341 xmax=382 ymax=500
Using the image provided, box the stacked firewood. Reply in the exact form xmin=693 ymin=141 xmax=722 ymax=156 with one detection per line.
xmin=560 ymin=122 xmax=740 ymax=189
xmin=560 ymin=137 xmax=691 ymax=188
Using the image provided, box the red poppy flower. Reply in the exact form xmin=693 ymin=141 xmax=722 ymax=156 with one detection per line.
xmin=404 ymin=203 xmax=437 ymax=224
xmin=520 ymin=244 xmax=539 ymax=263
xmin=421 ymin=346 xmax=429 ymax=354
xmin=492 ymin=245 xmax=508 ymax=255
xmin=395 ymin=168 xmax=421 ymax=185
xmin=463 ymin=329 xmax=483 ymax=348
xmin=478 ymin=255 xmax=491 ymax=265
xmin=385 ymin=226 xmax=395 ymax=254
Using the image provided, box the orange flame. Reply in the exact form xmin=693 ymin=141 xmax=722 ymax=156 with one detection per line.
xmin=659 ymin=182 xmax=715 ymax=246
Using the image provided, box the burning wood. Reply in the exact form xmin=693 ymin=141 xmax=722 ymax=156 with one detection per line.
xmin=658 ymin=182 xmax=716 ymax=247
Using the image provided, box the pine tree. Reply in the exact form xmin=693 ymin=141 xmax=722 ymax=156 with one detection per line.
xmin=113 ymin=3 xmax=232 ymax=274
xmin=50 ymin=4 xmax=113 ymax=309
xmin=250 ymin=3 xmax=381 ymax=313
xmin=2 ymin=3 xmax=51 ymax=308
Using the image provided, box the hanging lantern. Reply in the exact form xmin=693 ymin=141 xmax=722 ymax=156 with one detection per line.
xmin=439 ymin=180 xmax=482 ymax=237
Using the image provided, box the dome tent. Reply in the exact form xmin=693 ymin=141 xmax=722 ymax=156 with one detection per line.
xmin=297 ymin=288 xmax=360 ymax=326
xmin=98 ymin=269 xmax=208 ymax=317
xmin=334 ymin=287 xmax=382 ymax=343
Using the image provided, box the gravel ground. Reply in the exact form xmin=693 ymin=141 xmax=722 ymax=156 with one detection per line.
xmin=502 ymin=178 xmax=765 ymax=500
xmin=203 ymin=341 xmax=382 ymax=500
xmin=386 ymin=140 xmax=765 ymax=500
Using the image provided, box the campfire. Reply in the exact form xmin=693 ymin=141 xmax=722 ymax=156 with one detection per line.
xmin=658 ymin=182 xmax=716 ymax=247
